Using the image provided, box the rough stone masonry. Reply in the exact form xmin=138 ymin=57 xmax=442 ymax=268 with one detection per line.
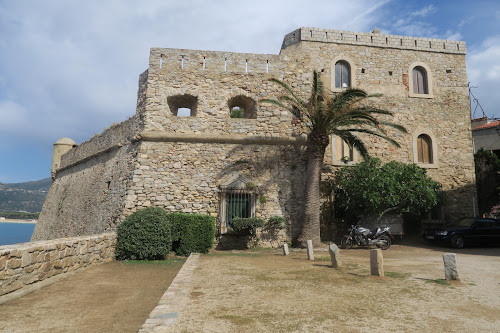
xmin=32 ymin=27 xmax=476 ymax=244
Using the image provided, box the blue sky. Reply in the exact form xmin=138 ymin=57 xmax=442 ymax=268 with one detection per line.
xmin=0 ymin=0 xmax=499 ymax=183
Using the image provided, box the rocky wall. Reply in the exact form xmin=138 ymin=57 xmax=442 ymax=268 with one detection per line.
xmin=0 ymin=233 xmax=116 ymax=297
xmin=124 ymin=140 xmax=307 ymax=240
xmin=60 ymin=115 xmax=142 ymax=168
xmin=32 ymin=142 xmax=139 ymax=241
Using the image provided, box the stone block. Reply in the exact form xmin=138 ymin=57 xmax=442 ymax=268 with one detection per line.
xmin=21 ymin=250 xmax=31 ymax=267
xmin=442 ymin=253 xmax=459 ymax=281
xmin=370 ymin=249 xmax=384 ymax=276
xmin=7 ymin=259 xmax=22 ymax=269
xmin=306 ymin=240 xmax=314 ymax=261
xmin=283 ymin=244 xmax=289 ymax=256
xmin=328 ymin=243 xmax=341 ymax=268
xmin=0 ymin=256 xmax=6 ymax=270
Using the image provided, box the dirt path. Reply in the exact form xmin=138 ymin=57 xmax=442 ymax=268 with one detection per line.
xmin=169 ymin=243 xmax=500 ymax=333
xmin=0 ymin=259 xmax=184 ymax=333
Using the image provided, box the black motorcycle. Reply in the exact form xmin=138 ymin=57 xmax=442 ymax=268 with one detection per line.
xmin=340 ymin=225 xmax=393 ymax=250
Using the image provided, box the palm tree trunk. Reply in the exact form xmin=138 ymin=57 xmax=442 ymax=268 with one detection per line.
xmin=298 ymin=136 xmax=328 ymax=247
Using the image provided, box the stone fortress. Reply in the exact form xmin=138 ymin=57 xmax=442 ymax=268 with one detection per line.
xmin=32 ymin=27 xmax=476 ymax=243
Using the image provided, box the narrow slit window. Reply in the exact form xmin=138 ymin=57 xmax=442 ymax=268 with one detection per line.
xmin=417 ymin=134 xmax=433 ymax=163
xmin=412 ymin=66 xmax=429 ymax=94
xmin=203 ymin=57 xmax=206 ymax=70
xmin=224 ymin=58 xmax=227 ymax=71
xmin=266 ymin=60 xmax=269 ymax=73
xmin=245 ymin=59 xmax=248 ymax=73
xmin=336 ymin=137 xmax=354 ymax=162
xmin=335 ymin=60 xmax=351 ymax=89
xmin=386 ymin=37 xmax=388 ymax=44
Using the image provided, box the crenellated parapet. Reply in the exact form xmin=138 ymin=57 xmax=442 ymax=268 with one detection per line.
xmin=149 ymin=48 xmax=282 ymax=75
xmin=282 ymin=27 xmax=466 ymax=54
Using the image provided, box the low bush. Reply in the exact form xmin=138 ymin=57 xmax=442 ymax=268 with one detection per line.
xmin=115 ymin=207 xmax=172 ymax=260
xmin=266 ymin=216 xmax=286 ymax=230
xmin=231 ymin=217 xmax=264 ymax=234
xmin=169 ymin=213 xmax=216 ymax=256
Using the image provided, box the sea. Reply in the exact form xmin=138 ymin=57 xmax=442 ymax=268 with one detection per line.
xmin=0 ymin=223 xmax=36 ymax=246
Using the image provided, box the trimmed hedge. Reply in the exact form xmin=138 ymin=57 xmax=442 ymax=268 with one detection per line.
xmin=168 ymin=213 xmax=216 ymax=256
xmin=231 ymin=217 xmax=264 ymax=233
xmin=115 ymin=207 xmax=172 ymax=260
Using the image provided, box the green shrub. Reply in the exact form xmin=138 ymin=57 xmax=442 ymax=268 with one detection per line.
xmin=230 ymin=107 xmax=244 ymax=118
xmin=267 ymin=216 xmax=286 ymax=230
xmin=168 ymin=213 xmax=216 ymax=256
xmin=115 ymin=207 xmax=172 ymax=260
xmin=231 ymin=217 xmax=264 ymax=233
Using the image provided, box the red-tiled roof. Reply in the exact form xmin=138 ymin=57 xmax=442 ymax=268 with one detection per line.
xmin=473 ymin=121 xmax=500 ymax=131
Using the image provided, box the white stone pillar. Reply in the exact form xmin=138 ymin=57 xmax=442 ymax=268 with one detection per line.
xmin=306 ymin=240 xmax=314 ymax=260
xmin=370 ymin=249 xmax=384 ymax=276
xmin=442 ymin=253 xmax=460 ymax=281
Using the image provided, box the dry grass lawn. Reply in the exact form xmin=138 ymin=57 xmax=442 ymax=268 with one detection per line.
xmin=171 ymin=244 xmax=500 ymax=333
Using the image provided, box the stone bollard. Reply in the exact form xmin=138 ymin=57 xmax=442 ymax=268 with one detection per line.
xmin=328 ymin=243 xmax=341 ymax=268
xmin=370 ymin=249 xmax=384 ymax=276
xmin=442 ymin=253 xmax=460 ymax=281
xmin=306 ymin=240 xmax=314 ymax=261
xmin=283 ymin=243 xmax=289 ymax=256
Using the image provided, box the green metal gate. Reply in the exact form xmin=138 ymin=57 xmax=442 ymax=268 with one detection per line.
xmin=225 ymin=192 xmax=253 ymax=227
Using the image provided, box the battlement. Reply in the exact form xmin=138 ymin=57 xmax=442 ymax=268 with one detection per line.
xmin=282 ymin=27 xmax=466 ymax=54
xmin=149 ymin=48 xmax=281 ymax=75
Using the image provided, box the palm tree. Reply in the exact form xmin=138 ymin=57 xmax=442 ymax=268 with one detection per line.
xmin=262 ymin=71 xmax=407 ymax=247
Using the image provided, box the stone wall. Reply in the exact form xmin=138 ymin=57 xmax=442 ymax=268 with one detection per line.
xmin=33 ymin=115 xmax=144 ymax=241
xmin=124 ymin=140 xmax=306 ymax=240
xmin=0 ymin=233 xmax=116 ymax=297
xmin=60 ymin=115 xmax=142 ymax=168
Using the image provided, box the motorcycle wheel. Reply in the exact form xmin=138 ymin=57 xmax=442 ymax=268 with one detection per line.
xmin=376 ymin=235 xmax=391 ymax=250
xmin=340 ymin=237 xmax=353 ymax=249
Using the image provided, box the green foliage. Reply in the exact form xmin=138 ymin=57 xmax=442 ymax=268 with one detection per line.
xmin=168 ymin=213 xmax=216 ymax=256
xmin=261 ymin=71 xmax=407 ymax=155
xmin=230 ymin=107 xmax=244 ymax=118
xmin=259 ymin=195 xmax=267 ymax=204
xmin=245 ymin=182 xmax=256 ymax=190
xmin=231 ymin=217 xmax=264 ymax=233
xmin=267 ymin=216 xmax=286 ymax=230
xmin=0 ymin=211 xmax=39 ymax=219
xmin=474 ymin=149 xmax=500 ymax=216
xmin=335 ymin=158 xmax=442 ymax=218
xmin=115 ymin=207 xmax=172 ymax=260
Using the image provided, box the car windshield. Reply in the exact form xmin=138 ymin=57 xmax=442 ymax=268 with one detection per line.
xmin=449 ymin=218 xmax=475 ymax=227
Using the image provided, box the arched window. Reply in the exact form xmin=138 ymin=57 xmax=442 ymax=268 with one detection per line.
xmin=331 ymin=135 xmax=357 ymax=166
xmin=336 ymin=137 xmax=353 ymax=162
xmin=412 ymin=66 xmax=428 ymax=94
xmin=408 ymin=62 xmax=433 ymax=98
xmin=335 ymin=61 xmax=351 ymax=89
xmin=227 ymin=95 xmax=257 ymax=119
xmin=417 ymin=134 xmax=433 ymax=163
xmin=167 ymin=94 xmax=198 ymax=117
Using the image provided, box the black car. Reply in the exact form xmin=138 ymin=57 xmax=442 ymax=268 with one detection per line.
xmin=424 ymin=217 xmax=500 ymax=248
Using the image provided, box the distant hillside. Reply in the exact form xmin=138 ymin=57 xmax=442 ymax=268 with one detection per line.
xmin=0 ymin=178 xmax=51 ymax=213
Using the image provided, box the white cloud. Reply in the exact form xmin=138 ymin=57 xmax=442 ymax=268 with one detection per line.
xmin=0 ymin=0 xmax=391 ymax=181
xmin=467 ymin=36 xmax=500 ymax=118
xmin=411 ymin=5 xmax=437 ymax=17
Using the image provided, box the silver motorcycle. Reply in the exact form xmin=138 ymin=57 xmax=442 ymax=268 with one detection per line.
xmin=340 ymin=225 xmax=393 ymax=250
